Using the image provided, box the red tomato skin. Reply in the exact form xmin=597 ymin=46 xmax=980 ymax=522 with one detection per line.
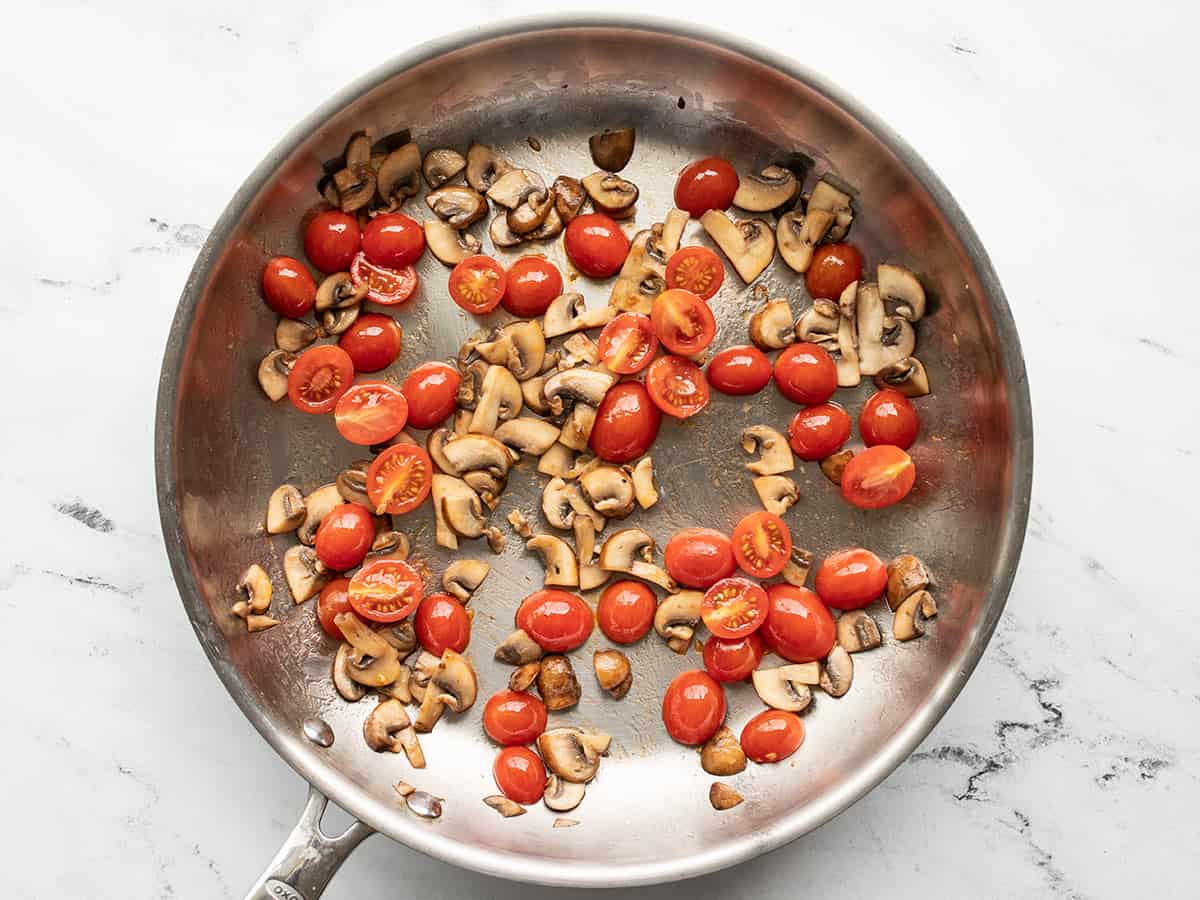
xmin=707 ymin=345 xmax=771 ymax=395
xmin=483 ymin=690 xmax=548 ymax=746
xmin=347 ymin=559 xmax=423 ymax=623
xmin=414 ymin=592 xmax=471 ymax=655
xmin=287 ymin=345 xmax=355 ymax=414
xmin=590 ymin=382 xmax=662 ymax=463
xmin=304 ymin=210 xmax=361 ymax=273
xmin=597 ymin=580 xmax=657 ymax=644
xmin=701 ymin=577 xmax=769 ymax=639
xmin=401 ymin=362 xmax=460 ymax=429
xmin=731 ymin=511 xmax=792 ymax=579
xmin=674 ymin=157 xmax=739 ymax=217
xmin=805 ymin=244 xmax=863 ymax=300
xmin=814 ymin=548 xmax=888 ymax=611
xmin=741 ymin=710 xmax=805 ymax=763
xmin=787 ymin=402 xmax=852 ymax=461
xmin=334 ymin=382 xmax=409 ymax=445
xmin=664 ymin=528 xmax=736 ymax=589
xmin=493 ymin=747 xmax=546 ymax=804
xmin=314 ymin=503 xmax=375 ymax=571
xmin=515 ymin=589 xmax=594 ymax=652
xmin=860 ymin=390 xmax=920 ymax=449
xmin=564 ymin=213 xmax=630 ymax=278
xmin=349 ymin=253 xmax=418 ymax=305
xmin=364 ymin=444 xmax=433 ymax=515
xmin=262 ymin=256 xmax=317 ymax=318
xmin=448 ymin=255 xmax=507 ymax=314
xmin=760 ymin=584 xmax=836 ymax=663
xmin=598 ymin=314 xmax=659 ymax=375
xmin=651 ymin=289 xmax=717 ymax=356
xmin=665 ymin=246 xmax=725 ymax=300
xmin=703 ymin=633 xmax=765 ymax=682
xmin=661 ymin=670 xmax=727 ymax=745
xmin=774 ymin=343 xmax=838 ymax=405
xmin=502 ymin=256 xmax=563 ymax=317
xmin=316 ymin=578 xmax=354 ymax=639
xmin=338 ymin=314 xmax=403 ymax=372
xmin=361 ymin=213 xmax=425 ymax=268
xmin=646 ymin=355 xmax=710 ymax=419
xmin=840 ymin=445 xmax=917 ymax=509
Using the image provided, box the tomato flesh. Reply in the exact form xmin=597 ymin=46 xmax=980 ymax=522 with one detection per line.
xmin=665 ymin=246 xmax=725 ymax=300
xmin=805 ymin=243 xmax=863 ymax=300
xmin=860 ymin=389 xmax=920 ymax=449
xmin=349 ymin=253 xmax=418 ymax=305
xmin=449 ymin=255 xmax=506 ymax=314
xmin=646 ymin=355 xmax=710 ymax=419
xmin=707 ymin=345 xmax=771 ymax=396
xmin=741 ymin=709 xmax=805 ymax=764
xmin=347 ymin=559 xmax=423 ymax=623
xmin=564 ymin=213 xmax=629 ymax=278
xmin=401 ymin=362 xmax=460 ymax=429
xmin=674 ymin=157 xmax=739 ymax=217
xmin=651 ymin=289 xmax=716 ymax=356
xmin=515 ymin=589 xmax=594 ymax=652
xmin=598 ymin=313 xmax=658 ymax=374
xmin=414 ymin=592 xmax=471 ymax=655
xmin=774 ymin=342 xmax=838 ymax=405
xmin=841 ymin=444 xmax=916 ymax=509
xmin=732 ymin=511 xmax=792 ymax=578
xmin=701 ymin=577 xmax=769 ymax=639
xmin=597 ymin=580 xmax=657 ymax=644
xmin=483 ymin=690 xmax=548 ymax=746
xmin=316 ymin=578 xmax=354 ymax=639
xmin=703 ymin=633 xmax=764 ymax=682
xmin=287 ymin=345 xmax=355 ymax=414
xmin=262 ymin=256 xmax=317 ymax=318
xmin=304 ymin=210 xmax=361 ymax=273
xmin=664 ymin=528 xmax=736 ymax=590
xmin=493 ymin=746 xmax=546 ymax=804
xmin=365 ymin=444 xmax=432 ymax=515
xmin=362 ymin=213 xmax=425 ymax=269
xmin=502 ymin=256 xmax=563 ymax=317
xmin=314 ymin=502 xmax=375 ymax=571
xmin=338 ymin=313 xmax=403 ymax=373
xmin=814 ymin=548 xmax=887 ymax=611
xmin=787 ymin=402 xmax=852 ymax=461
xmin=760 ymin=584 xmax=836 ymax=662
xmin=661 ymin=670 xmax=726 ymax=745
xmin=590 ymin=381 xmax=661 ymax=463
xmin=334 ymin=382 xmax=409 ymax=445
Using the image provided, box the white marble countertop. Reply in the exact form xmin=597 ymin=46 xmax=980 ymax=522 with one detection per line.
xmin=3 ymin=1 xmax=1196 ymax=897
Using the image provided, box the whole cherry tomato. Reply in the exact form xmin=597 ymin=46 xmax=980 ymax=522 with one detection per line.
xmin=502 ymin=256 xmax=563 ymax=317
xmin=787 ymin=402 xmax=851 ymax=460
xmin=287 ymin=345 xmax=354 ymax=414
xmin=759 ymin=584 xmax=836 ymax=662
xmin=493 ymin=746 xmax=546 ymax=804
xmin=316 ymin=578 xmax=354 ymax=639
xmin=448 ymin=255 xmax=506 ymax=314
xmin=515 ymin=589 xmax=594 ymax=652
xmin=401 ymin=362 xmax=460 ymax=429
xmin=365 ymin=444 xmax=433 ymax=515
xmin=774 ymin=342 xmax=838 ymax=405
xmin=347 ymin=558 xmax=423 ymax=623
xmin=338 ymin=313 xmax=403 ymax=372
xmin=651 ymin=289 xmax=717 ymax=356
xmin=840 ymin=444 xmax=916 ymax=509
xmin=314 ymin=502 xmax=375 ymax=571
xmin=813 ymin=547 xmax=887 ymax=610
xmin=349 ymin=253 xmax=418 ymax=305
xmin=703 ymin=632 xmax=764 ymax=682
xmin=483 ymin=690 xmax=548 ymax=746
xmin=674 ymin=157 xmax=739 ymax=217
xmin=262 ymin=256 xmax=317 ymax=318
xmin=805 ymin=243 xmax=863 ymax=300
xmin=597 ymin=580 xmax=657 ymax=644
xmin=664 ymin=528 xmax=736 ymax=589
xmin=361 ymin=213 xmax=425 ymax=269
xmin=701 ymin=577 xmax=769 ymax=639
xmin=590 ymin=381 xmax=661 ymax=463
xmin=304 ymin=210 xmax=361 ymax=273
xmin=564 ymin=213 xmax=630 ymax=278
xmin=860 ymin=389 xmax=919 ymax=449
xmin=334 ymin=382 xmax=409 ymax=445
xmin=646 ymin=355 xmax=710 ymax=419
xmin=414 ymin=592 xmax=471 ymax=655
xmin=707 ymin=345 xmax=771 ymax=396
xmin=731 ymin=511 xmax=792 ymax=579
xmin=665 ymin=246 xmax=725 ymax=300
xmin=741 ymin=709 xmax=805 ymax=763
xmin=598 ymin=313 xmax=658 ymax=374
xmin=661 ymin=670 xmax=726 ymax=745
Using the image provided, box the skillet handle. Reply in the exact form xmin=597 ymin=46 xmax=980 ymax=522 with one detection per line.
xmin=243 ymin=786 xmax=374 ymax=900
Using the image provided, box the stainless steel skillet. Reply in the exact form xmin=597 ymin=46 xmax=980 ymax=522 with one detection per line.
xmin=155 ymin=15 xmax=1032 ymax=898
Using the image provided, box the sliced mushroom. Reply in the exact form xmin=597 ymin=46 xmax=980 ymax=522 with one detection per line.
xmin=579 ymin=466 xmax=637 ymax=519
xmin=266 ymin=484 xmax=306 ymax=534
xmin=509 ymin=661 xmax=541 ymax=691
xmin=257 ymin=350 xmax=296 ymax=401
xmin=781 ymin=547 xmax=814 ymax=588
xmin=506 ymin=508 xmax=535 ymax=541
xmin=809 ymin=176 xmax=855 ymax=243
xmin=542 ymin=368 xmax=615 ymax=416
xmin=430 ymin=475 xmax=465 ymax=549
xmin=331 ymin=131 xmax=376 ymax=212
xmin=543 ymin=776 xmax=586 ymax=813
xmin=483 ymin=795 xmax=526 ymax=818
xmin=465 ymin=144 xmax=512 ymax=193
xmin=593 ymin=649 xmax=632 ymax=699
xmin=414 ymin=649 xmax=478 ymax=732
xmin=526 ymin=205 xmax=564 ymax=241
xmin=835 ymin=280 xmax=861 ymax=387
xmin=332 ymin=643 xmax=369 ymax=701
xmin=283 ymin=545 xmax=329 ymax=604
xmin=423 ymin=147 xmax=466 ymax=189
xmin=701 ymin=727 xmax=747 ymax=776
xmin=537 ymin=654 xmax=581 ymax=711
xmin=442 ymin=433 xmax=513 ymax=479
xmin=319 ymin=303 xmax=360 ymax=336
xmin=334 ymin=461 xmax=371 ymax=506
xmin=748 ymin=291 xmax=796 ymax=350
xmin=424 ymin=184 xmax=487 ymax=230
xmin=574 ymin=515 xmax=595 ymax=568
xmin=700 ymin=210 xmax=775 ymax=283
xmin=819 ymin=645 xmax=853 ymax=697
xmin=527 ymin=534 xmax=580 ymax=587
xmin=234 ymin=564 xmax=273 ymax=617
xmin=608 ymin=214 xmax=683 ymax=313
xmin=820 ymin=449 xmax=854 ymax=485
xmin=557 ymin=403 xmax=597 ymax=452
xmin=519 ymin=369 xmax=553 ymax=416
xmin=406 ymin=650 xmax=441 ymax=702
xmin=874 ymin=356 xmax=930 ymax=397
xmin=857 ymin=282 xmax=916 ymax=376
xmin=537 ymin=443 xmax=575 ymax=478
xmin=543 ymin=292 xmax=618 ymax=338
xmin=893 ymin=589 xmax=936 ymax=641
xmin=559 ymin=333 xmax=601 ymax=369
xmin=795 ymin=299 xmax=840 ymax=350
xmin=836 ymin=609 xmax=882 ymax=653
xmin=599 ymin=528 xmax=675 ymax=590
xmin=376 ymin=620 xmax=417 ymax=655
xmin=740 ymin=425 xmax=794 ymax=476
xmin=364 ymin=699 xmax=416 ymax=752
xmin=495 ymin=629 xmax=543 ymax=666
xmin=495 ymin=417 xmax=561 ymax=455
xmin=709 ymin=783 xmax=745 ymax=811
xmin=426 ymin=428 xmax=459 ymax=476
xmin=588 ymin=127 xmax=636 ymax=172
xmin=335 ymin=612 xmax=401 ymax=687
xmin=245 ymin=614 xmax=279 ymax=632
xmin=734 ymin=164 xmax=800 ymax=212
xmin=753 ymin=475 xmax=799 ymax=516
xmin=536 ymin=727 xmax=611 ymax=782
xmin=752 ymin=665 xmax=817 ymax=712
xmin=654 ymin=590 xmax=702 ymax=654
xmin=440 ymin=481 xmax=488 ymax=541
xmin=486 ymin=168 xmax=545 ymax=209
xmin=424 ymin=219 xmax=482 ymax=265
xmin=275 ymin=318 xmax=318 ymax=352
xmin=582 ymin=172 xmax=638 ymax=218
xmin=551 ymin=175 xmax=587 ymax=222
xmin=503 ymin=320 xmax=547 ymax=380
xmin=489 ymin=213 xmax=525 ymax=249
xmin=443 ymin=559 xmax=490 ymax=603
xmin=507 ymin=188 xmax=554 ymax=235
xmin=886 ymin=554 xmax=933 ymax=610
xmin=630 ymin=457 xmax=658 ymax=509
xmin=468 ymin=366 xmax=523 ymax=435
xmin=375 ymin=142 xmax=421 ymax=209
xmin=877 ymin=264 xmax=925 ymax=322
xmin=542 ymin=477 xmax=578 ymax=530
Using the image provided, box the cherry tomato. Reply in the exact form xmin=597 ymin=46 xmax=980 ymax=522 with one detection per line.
xmin=860 ymin=389 xmax=920 ymax=449
xmin=703 ymin=632 xmax=764 ymax=682
xmin=664 ymin=528 xmax=736 ymax=590
xmin=840 ymin=445 xmax=916 ymax=509
xmin=414 ymin=592 xmax=471 ymax=655
xmin=365 ymin=444 xmax=433 ymax=515
xmin=674 ymin=157 xmax=739 ymax=217
xmin=590 ymin=381 xmax=661 ymax=463
xmin=448 ymin=255 xmax=506 ymax=314
xmin=646 ymin=355 xmax=710 ymax=419
xmin=741 ymin=710 xmax=805 ymax=764
xmin=597 ymin=580 xmax=657 ymax=644
xmin=304 ymin=210 xmax=361 ymax=274
xmin=316 ymin=578 xmax=353 ymax=639
xmin=338 ymin=313 xmax=403 ymax=372
xmin=814 ymin=548 xmax=887 ymax=611
xmin=564 ymin=213 xmax=629 ymax=278
xmin=598 ymin=313 xmax=658 ymax=374
xmin=650 ymin=289 xmax=717 ymax=356
xmin=515 ymin=589 xmax=594 ymax=652
xmin=483 ymin=690 xmax=547 ymax=746
xmin=701 ymin=577 xmax=769 ymax=639
xmin=665 ymin=246 xmax=724 ymax=300
xmin=787 ymin=402 xmax=851 ymax=461
xmin=361 ymin=212 xmax=425 ymax=269
xmin=334 ymin=382 xmax=409 ymax=446
xmin=493 ymin=746 xmax=546 ymax=804
xmin=731 ymin=511 xmax=791 ymax=579
xmin=774 ymin=342 xmax=838 ymax=405
xmin=287 ymin=345 xmax=354 ymax=414
xmin=313 ymin=503 xmax=375 ymax=571
xmin=661 ymin=670 xmax=726 ymax=745
xmin=347 ymin=558 xmax=423 ymax=623
xmin=760 ymin=584 xmax=836 ymax=663
xmin=349 ymin=253 xmax=418 ymax=305
xmin=262 ymin=256 xmax=317 ymax=318
xmin=502 ymin=256 xmax=563 ymax=317
xmin=805 ymin=243 xmax=863 ymax=300
xmin=707 ymin=345 xmax=771 ymax=396
xmin=400 ymin=362 xmax=460 ymax=429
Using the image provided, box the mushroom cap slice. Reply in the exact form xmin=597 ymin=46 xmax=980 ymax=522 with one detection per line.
xmin=425 ymin=185 xmax=487 ymax=229
xmin=579 ymin=466 xmax=636 ymax=518
xmin=630 ymin=457 xmax=659 ymax=509
xmin=375 ymin=142 xmax=422 ymax=208
xmin=795 ymin=299 xmax=840 ymax=350
xmin=835 ymin=280 xmax=861 ymax=388
xmin=588 ymin=127 xmax=636 ymax=172
xmin=701 ymin=727 xmax=747 ymax=776
xmin=856 ymin=282 xmax=915 ymax=376
xmin=653 ymin=590 xmax=702 ymax=649
xmin=526 ymin=205 xmax=564 ymax=241
xmin=422 ymin=147 xmax=466 ymax=189
xmin=608 ymin=225 xmax=670 ymax=314
xmin=332 ymin=643 xmax=369 ymax=701
xmin=874 ymin=356 xmax=930 ymax=398
xmin=599 ymin=528 xmax=676 ymax=590
xmin=283 ymin=544 xmax=329 ymax=604
xmin=781 ymin=547 xmax=814 ymax=588
xmin=709 ymin=783 xmax=745 ymax=811
xmin=320 ymin=303 xmax=360 ymax=336
xmin=543 ymin=292 xmax=618 ymax=339
xmin=752 ymin=664 xmax=818 ymax=711
xmin=257 ymin=350 xmax=296 ymax=401
xmin=551 ymin=176 xmax=587 ymax=222
xmin=537 ymin=654 xmax=581 ymax=711
xmin=537 ymin=443 xmax=575 ymax=478
xmin=442 ymin=433 xmax=513 ymax=478
xmin=699 ymin=210 xmax=776 ymax=283
xmin=500 ymin=320 xmax=547 ymax=380
xmin=543 ymin=776 xmax=586 ymax=812
xmin=593 ymin=649 xmax=632 ymax=699
xmin=486 ymin=168 xmax=546 ymax=209
xmin=484 ymin=795 xmax=527 ymax=818
xmin=429 ymin=649 xmax=478 ymax=712
xmin=275 ymin=318 xmax=318 ymax=352
xmin=556 ymin=403 xmax=599 ymax=453
xmin=836 ymin=610 xmax=882 ymax=653
xmin=733 ymin=164 xmax=800 ymax=212
xmin=436 ymin=477 xmax=487 ymax=539
xmin=335 ymin=612 xmax=402 ymax=687
xmin=489 ymin=213 xmax=525 ymax=248
xmin=542 ymin=367 xmax=616 ymax=416
xmin=494 ymin=417 xmax=561 ymax=455
xmin=749 ymin=296 xmax=796 ymax=350
xmin=819 ymin=645 xmax=854 ymax=697
xmin=536 ymin=727 xmax=611 ymax=782
xmin=375 ymin=620 xmax=417 ymax=655
xmin=753 ymin=475 xmax=800 ymax=516
xmin=363 ymin=699 xmax=415 ymax=752
xmin=266 ymin=484 xmax=306 ymax=534
xmin=893 ymin=589 xmax=936 ymax=641
xmin=236 ymin=564 xmax=273 ymax=615
xmin=424 ymin=220 xmax=482 ymax=266
xmin=443 ymin=559 xmax=490 ymax=603
xmin=468 ymin=366 xmax=523 ymax=436
xmin=809 ymin=177 xmax=855 ymax=242
xmin=582 ymin=171 xmax=639 ymax=217
xmin=886 ymin=554 xmax=933 ymax=610
xmin=741 ymin=425 xmax=795 ymax=476
xmin=297 ymin=483 xmax=343 ymax=545
xmin=776 ymin=209 xmax=833 ymax=274
xmin=495 ymin=629 xmax=543 ymax=666
xmin=527 ymin=534 xmax=580 ymax=587
xmin=542 ymin=476 xmax=586 ymax=530
xmin=465 ymin=144 xmax=512 ymax=193
xmin=509 ymin=661 xmax=541 ymax=691
xmin=506 ymin=188 xmax=554 ymax=235
xmin=335 ymin=461 xmax=372 ymax=506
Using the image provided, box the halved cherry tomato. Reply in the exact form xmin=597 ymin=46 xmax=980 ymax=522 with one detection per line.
xmin=814 ymin=548 xmax=887 ymax=611
xmin=515 ymin=589 xmax=594 ymax=652
xmin=701 ymin=577 xmax=769 ymax=639
xmin=787 ymin=402 xmax=851 ymax=461
xmin=350 ymin=253 xmax=418 ymax=305
xmin=414 ymin=592 xmax=471 ymax=655
xmin=674 ymin=157 xmax=738 ymax=217
xmin=334 ymin=382 xmax=409 ymax=445
xmin=493 ymin=746 xmax=546 ymax=804
xmin=840 ymin=445 xmax=916 ymax=509
xmin=365 ymin=444 xmax=433 ymax=515
xmin=774 ymin=342 xmax=838 ymax=405
xmin=338 ymin=313 xmax=403 ymax=373
xmin=661 ymin=670 xmax=726 ymax=745
xmin=262 ymin=256 xmax=317 ymax=318
xmin=314 ymin=502 xmax=375 ymax=571
xmin=646 ymin=355 xmax=710 ymax=419
xmin=287 ymin=345 xmax=354 ymax=414
xmin=483 ymin=690 xmax=547 ymax=746
xmin=805 ymin=243 xmax=863 ymax=300
xmin=590 ymin=381 xmax=661 ymax=463
xmin=597 ymin=580 xmax=657 ymax=644
xmin=361 ymin=212 xmax=425 ymax=269
xmin=665 ymin=246 xmax=724 ymax=300
xmin=501 ymin=256 xmax=562 ymax=317
xmin=304 ymin=210 xmax=361 ymax=273
xmin=703 ymin=632 xmax=764 ymax=682
xmin=860 ymin=389 xmax=919 ymax=449
xmin=400 ymin=362 xmax=460 ymax=429
xmin=448 ymin=255 xmax=506 ymax=314
xmin=347 ymin=558 xmax=423 ymax=623
xmin=650 ymin=289 xmax=716 ymax=356
xmin=664 ymin=528 xmax=736 ymax=590
xmin=741 ymin=709 xmax=805 ymax=764
xmin=760 ymin=584 xmax=836 ymax=662
xmin=732 ymin=511 xmax=791 ymax=578
xmin=564 ymin=213 xmax=629 ymax=278
xmin=707 ymin=345 xmax=771 ymax=396
xmin=316 ymin=578 xmax=353 ymax=639
xmin=598 ymin=313 xmax=659 ymax=374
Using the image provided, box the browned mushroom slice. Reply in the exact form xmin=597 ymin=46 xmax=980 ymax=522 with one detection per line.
xmin=509 ymin=661 xmax=541 ymax=691
xmin=795 ymin=299 xmax=840 ymax=351
xmin=543 ymin=776 xmax=586 ymax=813
xmin=487 ymin=168 xmax=546 ymax=209
xmin=599 ymin=528 xmax=676 ymax=591
xmin=893 ymin=589 xmax=936 ymax=640
xmin=834 ymin=280 xmax=861 ymax=387
xmin=363 ymin=700 xmax=416 ymax=752
xmin=733 ymin=164 xmax=800 ymax=212
xmin=752 ymin=664 xmax=817 ymax=712
xmin=741 ymin=425 xmax=794 ymax=475
xmin=319 ymin=303 xmax=359 ymax=336
xmin=315 ymin=272 xmax=367 ymax=312
xmin=593 ymin=649 xmax=632 ymax=699
xmin=558 ymin=333 xmax=601 ymax=369
xmin=886 ymin=554 xmax=933 ymax=610
xmin=588 ymin=127 xmax=636 ymax=172
xmin=527 ymin=534 xmax=579 ymax=587
xmin=542 ymin=292 xmax=618 ymax=339
xmin=296 ymin=483 xmax=342 ymax=545
xmin=781 ymin=547 xmax=814 ymax=587
xmin=819 ymin=645 xmax=853 ymax=697
xmin=630 ymin=458 xmax=658 ymax=509
xmin=836 ymin=610 xmax=882 ymax=653
xmin=543 ymin=368 xmax=615 ymax=416
xmin=422 ymin=148 xmax=466 ymax=188
xmin=443 ymin=559 xmax=490 ymax=603
xmin=709 ymin=783 xmax=745 ymax=811
xmin=537 ymin=443 xmax=575 ymax=478
xmin=654 ymin=590 xmax=702 ymax=653
xmin=526 ymin=205 xmax=564 ymax=241
xmin=857 ymin=282 xmax=915 ymax=376
xmin=376 ymin=142 xmax=422 ymax=209
xmin=748 ymin=289 xmax=795 ymax=350
xmin=536 ymin=727 xmax=611 ymax=782
xmin=536 ymin=655 xmax=581 ymax=711
xmin=582 ymin=172 xmax=638 ymax=218
xmin=579 ymin=466 xmax=636 ymax=518
xmin=608 ymin=210 xmax=686 ymax=312
xmin=232 ymin=564 xmax=273 ymax=621
xmin=489 ymin=212 xmax=525 ymax=249
xmin=700 ymin=210 xmax=775 ymax=283
xmin=332 ymin=131 xmax=376 ymax=212
xmin=494 ymin=417 xmax=561 ymax=456
xmin=468 ymin=367 xmax=523 ymax=436
xmin=820 ymin=449 xmax=854 ymax=485
xmin=874 ymin=356 xmax=931 ymax=397
xmin=332 ymin=644 xmax=369 ymax=701
xmin=809 ymin=176 xmax=856 ymax=243
xmin=507 ymin=188 xmax=554 ymax=235
xmin=425 ymin=185 xmax=487 ymax=229
xmin=877 ymin=264 xmax=926 ymax=322
xmin=414 ymin=649 xmax=479 ymax=732
xmin=753 ymin=475 xmax=799 ymax=516
xmin=701 ymin=727 xmax=747 ymax=776
xmin=283 ymin=545 xmax=329 ymax=603
xmin=495 ymin=629 xmax=543 ymax=666
xmin=335 ymin=612 xmax=401 ymax=687
xmin=266 ymin=484 xmax=305 ymax=534
xmin=424 ymin=219 xmax=482 ymax=267
xmin=257 ymin=350 xmax=296 ymax=401
xmin=465 ymin=144 xmax=512 ymax=193
xmin=552 ymin=176 xmax=587 ymax=222
xmin=275 ymin=318 xmax=318 ymax=352
xmin=483 ymin=795 xmax=526 ymax=818
xmin=506 ymin=508 xmax=536 ymax=541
